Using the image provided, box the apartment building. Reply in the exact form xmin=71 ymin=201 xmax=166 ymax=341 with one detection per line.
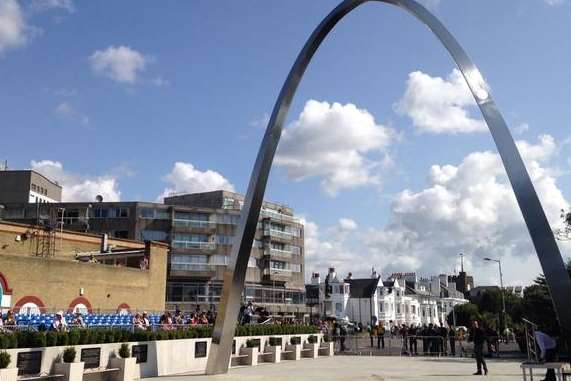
xmin=1 ymin=190 xmax=306 ymax=315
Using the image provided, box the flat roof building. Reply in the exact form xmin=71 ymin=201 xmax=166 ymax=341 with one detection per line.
xmin=0 ymin=169 xmax=62 ymax=204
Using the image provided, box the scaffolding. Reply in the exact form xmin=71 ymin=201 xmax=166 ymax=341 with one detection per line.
xmin=34 ymin=206 xmax=64 ymax=257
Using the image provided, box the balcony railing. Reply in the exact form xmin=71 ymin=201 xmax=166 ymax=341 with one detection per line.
xmin=171 ymin=241 xmax=216 ymax=250
xmin=170 ymin=263 xmax=216 ymax=272
xmin=173 ymin=219 xmax=217 ymax=229
xmin=261 ymin=210 xmax=300 ymax=225
xmin=263 ymin=229 xmax=299 ymax=241
xmin=264 ymin=247 xmax=293 ymax=258
xmin=263 ymin=268 xmax=292 ymax=277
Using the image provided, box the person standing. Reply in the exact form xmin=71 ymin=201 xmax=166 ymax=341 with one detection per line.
xmin=448 ymin=326 xmax=456 ymax=357
xmin=470 ymin=320 xmax=488 ymax=376
xmin=377 ymin=323 xmax=385 ymax=349
xmin=534 ymin=329 xmax=557 ymax=381
xmin=409 ymin=324 xmax=418 ymax=355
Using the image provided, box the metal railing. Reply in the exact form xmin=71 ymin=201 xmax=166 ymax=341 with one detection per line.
xmin=171 ymin=241 xmax=216 ymax=250
xmin=173 ymin=219 xmax=217 ymax=229
xmin=264 ymin=247 xmax=293 ymax=258
xmin=170 ymin=263 xmax=217 ymax=272
xmin=263 ymin=229 xmax=299 ymax=241
xmin=327 ymin=334 xmax=526 ymax=358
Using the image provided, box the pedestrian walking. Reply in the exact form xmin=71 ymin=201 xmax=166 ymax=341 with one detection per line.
xmin=534 ymin=328 xmax=557 ymax=381
xmin=377 ymin=323 xmax=385 ymax=349
xmin=470 ymin=320 xmax=488 ymax=376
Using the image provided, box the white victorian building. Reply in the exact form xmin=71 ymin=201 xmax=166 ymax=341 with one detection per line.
xmin=309 ymin=268 xmax=467 ymax=328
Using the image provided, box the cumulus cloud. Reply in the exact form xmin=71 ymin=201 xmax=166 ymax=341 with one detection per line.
xmin=31 ymin=160 xmax=121 ymax=202
xmin=362 ymin=134 xmax=568 ymax=285
xmin=303 ymin=134 xmax=570 ymax=285
xmin=89 ymin=46 xmax=149 ymax=84
xmin=0 ymin=0 xmax=31 ymax=55
xmin=157 ymin=162 xmax=235 ymax=201
xmin=302 ymin=217 xmax=361 ymax=280
xmin=30 ymin=0 xmax=74 ymax=13
xmin=275 ymin=100 xmax=396 ymax=196
xmin=54 ymin=101 xmax=89 ymax=125
xmin=512 ymin=123 xmax=530 ymax=135
xmin=395 ymin=69 xmax=487 ymax=134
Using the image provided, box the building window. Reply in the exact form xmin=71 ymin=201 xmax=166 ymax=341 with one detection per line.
xmin=209 ymin=255 xmax=228 ymax=266
xmin=270 ymin=260 xmax=286 ymax=270
xmin=112 ymin=208 xmax=128 ymax=218
xmin=93 ymin=208 xmax=109 ymax=218
xmin=139 ymin=230 xmax=168 ymax=241
xmin=216 ymin=235 xmax=233 ymax=245
xmin=335 ymin=303 xmax=343 ymax=314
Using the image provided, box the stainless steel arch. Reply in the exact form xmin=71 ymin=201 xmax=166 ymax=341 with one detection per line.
xmin=206 ymin=0 xmax=571 ymax=373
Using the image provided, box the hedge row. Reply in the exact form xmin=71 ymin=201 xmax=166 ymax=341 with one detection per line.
xmin=0 ymin=324 xmax=318 ymax=349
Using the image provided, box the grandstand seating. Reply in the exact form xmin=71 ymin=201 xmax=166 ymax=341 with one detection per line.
xmin=2 ymin=313 xmax=163 ymax=328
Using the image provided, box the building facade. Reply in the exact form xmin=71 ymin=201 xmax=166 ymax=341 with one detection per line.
xmin=0 ymin=221 xmax=168 ymax=314
xmin=309 ymin=268 xmax=467 ymax=328
xmin=1 ymin=191 xmax=306 ymax=314
xmin=0 ymin=170 xmax=62 ymax=204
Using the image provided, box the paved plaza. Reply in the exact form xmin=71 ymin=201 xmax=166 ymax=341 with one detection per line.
xmin=145 ymin=356 xmax=525 ymax=381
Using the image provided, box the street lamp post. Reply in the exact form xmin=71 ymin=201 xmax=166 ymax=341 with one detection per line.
xmin=484 ymin=257 xmax=506 ymax=337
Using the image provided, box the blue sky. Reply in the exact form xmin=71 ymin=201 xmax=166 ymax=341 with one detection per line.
xmin=1 ymin=0 xmax=570 ymax=286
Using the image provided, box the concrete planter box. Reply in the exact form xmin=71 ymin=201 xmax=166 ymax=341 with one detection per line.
xmin=110 ymin=357 xmax=137 ymax=381
xmin=259 ymin=346 xmax=281 ymax=363
xmin=5 ymin=333 xmax=323 ymax=377
xmin=54 ymin=362 xmax=84 ymax=381
xmin=283 ymin=344 xmax=301 ymax=361
xmin=302 ymin=343 xmax=319 ymax=359
xmin=318 ymin=342 xmax=334 ymax=357
xmin=240 ymin=347 xmax=258 ymax=366
xmin=0 ymin=367 xmax=18 ymax=381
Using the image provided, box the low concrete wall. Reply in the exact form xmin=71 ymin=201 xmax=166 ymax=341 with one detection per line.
xmin=4 ymin=333 xmax=323 ymax=379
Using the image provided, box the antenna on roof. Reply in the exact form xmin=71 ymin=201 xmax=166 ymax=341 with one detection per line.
xmin=95 ymin=195 xmax=103 ymax=203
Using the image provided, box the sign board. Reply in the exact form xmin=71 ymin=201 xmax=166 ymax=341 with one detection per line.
xmin=81 ymin=348 xmax=101 ymax=369
xmin=132 ymin=344 xmax=148 ymax=364
xmin=195 ymin=341 xmax=207 ymax=358
xmin=17 ymin=351 xmax=42 ymax=376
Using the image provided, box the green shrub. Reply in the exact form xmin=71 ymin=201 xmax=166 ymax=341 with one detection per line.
xmin=78 ymin=329 xmax=90 ymax=345
xmin=269 ymin=337 xmax=282 ymax=346
xmin=0 ymin=351 xmax=10 ymax=369
xmin=290 ymin=336 xmax=301 ymax=345
xmin=68 ymin=330 xmax=80 ymax=346
xmin=62 ymin=347 xmax=76 ymax=363
xmin=56 ymin=332 xmax=69 ymax=347
xmin=307 ymin=335 xmax=318 ymax=344
xmin=245 ymin=339 xmax=260 ymax=348
xmin=46 ymin=331 xmax=58 ymax=347
xmin=118 ymin=343 xmax=130 ymax=359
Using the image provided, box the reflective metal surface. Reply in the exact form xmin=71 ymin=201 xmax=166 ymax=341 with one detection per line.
xmin=206 ymin=0 xmax=571 ymax=374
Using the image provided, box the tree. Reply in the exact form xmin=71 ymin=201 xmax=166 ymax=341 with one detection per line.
xmin=448 ymin=303 xmax=480 ymax=327
xmin=521 ymin=260 xmax=571 ymax=335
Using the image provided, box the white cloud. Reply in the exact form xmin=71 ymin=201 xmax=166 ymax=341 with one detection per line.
xmin=302 ymin=134 xmax=570 ymax=286
xmin=512 ymin=123 xmax=530 ymax=135
xmin=275 ymin=99 xmax=396 ymax=196
xmin=31 ymin=160 xmax=121 ymax=202
xmin=89 ymin=46 xmax=149 ymax=84
xmin=30 ymin=0 xmax=74 ymax=13
xmin=0 ymin=0 xmax=31 ymax=55
xmin=302 ymin=217 xmax=361 ymax=281
xmin=544 ymin=0 xmax=563 ymax=5
xmin=338 ymin=218 xmax=358 ymax=231
xmin=54 ymin=101 xmax=89 ymax=125
xmin=395 ymin=69 xmax=487 ymax=134
xmin=157 ymin=162 xmax=235 ymax=201
xmin=361 ymin=134 xmax=568 ymax=285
